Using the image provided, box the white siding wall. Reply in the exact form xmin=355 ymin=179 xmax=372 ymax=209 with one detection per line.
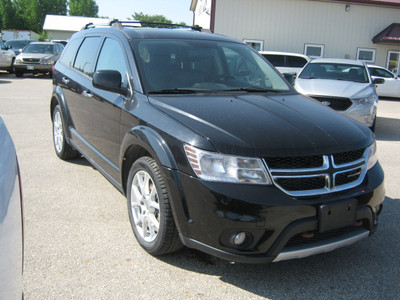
xmin=213 ymin=0 xmax=400 ymax=67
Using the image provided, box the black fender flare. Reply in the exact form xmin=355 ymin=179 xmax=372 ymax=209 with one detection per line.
xmin=120 ymin=126 xmax=190 ymax=228
xmin=120 ymin=125 xmax=178 ymax=170
xmin=50 ymin=85 xmax=73 ymax=140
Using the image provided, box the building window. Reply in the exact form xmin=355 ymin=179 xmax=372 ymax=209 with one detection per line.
xmin=304 ymin=44 xmax=324 ymax=59
xmin=243 ymin=39 xmax=263 ymax=52
xmin=357 ymin=48 xmax=376 ymax=63
xmin=387 ymin=51 xmax=400 ymax=76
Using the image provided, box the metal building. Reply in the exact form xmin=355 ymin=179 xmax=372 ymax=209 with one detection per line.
xmin=190 ymin=0 xmax=400 ymax=73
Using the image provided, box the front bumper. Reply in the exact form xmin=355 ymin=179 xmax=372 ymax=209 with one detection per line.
xmin=167 ymin=162 xmax=385 ymax=263
xmin=340 ymin=101 xmax=377 ymax=128
xmin=14 ymin=63 xmax=52 ymax=73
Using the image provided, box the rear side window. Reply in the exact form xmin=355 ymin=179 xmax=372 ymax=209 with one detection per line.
xmin=59 ymin=38 xmax=82 ymax=67
xmin=287 ymin=56 xmax=308 ymax=68
xmin=263 ymin=54 xmax=284 ymax=67
xmin=73 ymin=36 xmax=101 ymax=76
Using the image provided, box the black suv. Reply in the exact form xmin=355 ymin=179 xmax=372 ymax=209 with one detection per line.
xmin=50 ymin=21 xmax=385 ymax=263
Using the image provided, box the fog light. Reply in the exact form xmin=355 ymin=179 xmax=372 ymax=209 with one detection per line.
xmin=230 ymin=232 xmax=251 ymax=247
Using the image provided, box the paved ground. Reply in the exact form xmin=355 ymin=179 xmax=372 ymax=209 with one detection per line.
xmin=0 ymin=72 xmax=399 ymax=300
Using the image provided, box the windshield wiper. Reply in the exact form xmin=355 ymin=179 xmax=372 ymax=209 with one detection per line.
xmin=222 ymin=87 xmax=282 ymax=93
xmin=299 ymin=76 xmax=317 ymax=79
xmin=148 ymin=89 xmax=200 ymax=94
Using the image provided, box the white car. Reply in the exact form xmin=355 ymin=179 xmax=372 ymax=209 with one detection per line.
xmin=295 ymin=58 xmax=384 ymax=131
xmin=259 ymin=51 xmax=310 ymax=76
xmin=368 ymin=65 xmax=400 ymax=98
xmin=0 ymin=40 xmax=15 ymax=73
xmin=0 ymin=117 xmax=24 ymax=300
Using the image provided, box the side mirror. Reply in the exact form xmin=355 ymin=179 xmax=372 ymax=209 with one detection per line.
xmin=283 ymin=73 xmax=296 ymax=86
xmin=93 ymin=70 xmax=128 ymax=96
xmin=373 ymin=78 xmax=385 ymax=84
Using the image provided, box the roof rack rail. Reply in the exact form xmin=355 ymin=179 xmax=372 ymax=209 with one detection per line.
xmin=83 ymin=19 xmax=203 ymax=31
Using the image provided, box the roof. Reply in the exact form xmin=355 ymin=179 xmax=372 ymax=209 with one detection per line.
xmin=258 ymin=51 xmax=310 ymax=59
xmin=372 ymin=23 xmax=400 ymax=44
xmin=43 ymin=15 xmax=112 ymax=32
xmin=330 ymin=0 xmax=400 ymax=7
xmin=309 ymin=58 xmax=365 ymax=65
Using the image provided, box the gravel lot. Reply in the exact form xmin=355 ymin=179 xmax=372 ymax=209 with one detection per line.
xmin=1 ymin=72 xmax=399 ymax=300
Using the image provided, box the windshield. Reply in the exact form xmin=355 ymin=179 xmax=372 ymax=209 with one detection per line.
xmin=5 ymin=40 xmax=31 ymax=49
xmin=298 ymin=63 xmax=369 ymax=83
xmin=133 ymin=39 xmax=292 ymax=93
xmin=23 ymin=44 xmax=54 ymax=54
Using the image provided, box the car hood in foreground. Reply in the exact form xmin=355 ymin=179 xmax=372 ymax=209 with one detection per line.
xmin=148 ymin=93 xmax=373 ymax=157
xmin=295 ymin=78 xmax=374 ymax=98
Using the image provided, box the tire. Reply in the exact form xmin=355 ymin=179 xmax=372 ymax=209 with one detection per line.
xmin=127 ymin=157 xmax=182 ymax=255
xmin=52 ymin=105 xmax=79 ymax=160
xmin=15 ymin=71 xmax=23 ymax=78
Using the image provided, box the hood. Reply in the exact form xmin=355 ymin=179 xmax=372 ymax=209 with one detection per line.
xmin=148 ymin=93 xmax=373 ymax=157
xmin=18 ymin=53 xmax=53 ymax=59
xmin=295 ymin=78 xmax=374 ymax=98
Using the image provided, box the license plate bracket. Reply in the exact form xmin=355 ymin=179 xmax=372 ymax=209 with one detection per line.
xmin=319 ymin=199 xmax=357 ymax=232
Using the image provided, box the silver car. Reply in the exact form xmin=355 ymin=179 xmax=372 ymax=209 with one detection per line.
xmin=14 ymin=41 xmax=64 ymax=78
xmin=295 ymin=58 xmax=384 ymax=131
xmin=0 ymin=40 xmax=15 ymax=73
xmin=0 ymin=117 xmax=24 ymax=300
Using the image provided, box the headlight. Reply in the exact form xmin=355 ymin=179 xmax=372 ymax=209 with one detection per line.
xmin=184 ymin=144 xmax=272 ymax=184
xmin=15 ymin=56 xmax=23 ymax=63
xmin=354 ymin=93 xmax=378 ymax=105
xmin=40 ymin=56 xmax=54 ymax=64
xmin=366 ymin=140 xmax=378 ymax=170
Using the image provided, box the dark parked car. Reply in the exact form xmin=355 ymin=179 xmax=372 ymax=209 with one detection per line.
xmin=0 ymin=116 xmax=24 ymax=299
xmin=4 ymin=39 xmax=36 ymax=55
xmin=14 ymin=42 xmax=64 ymax=78
xmin=50 ymin=21 xmax=385 ymax=263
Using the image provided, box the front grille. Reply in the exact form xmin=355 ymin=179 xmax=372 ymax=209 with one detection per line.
xmin=276 ymin=176 xmax=326 ymax=191
xmin=264 ymin=148 xmax=367 ymax=197
xmin=23 ymin=58 xmax=40 ymax=63
xmin=266 ymin=155 xmax=323 ymax=169
xmin=333 ymin=149 xmax=364 ymax=165
xmin=335 ymin=168 xmax=362 ymax=186
xmin=284 ymin=226 xmax=361 ymax=248
xmin=311 ymin=96 xmax=353 ymax=111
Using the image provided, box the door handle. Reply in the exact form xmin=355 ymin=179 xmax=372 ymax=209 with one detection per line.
xmin=62 ymin=77 xmax=70 ymax=84
xmin=82 ymin=90 xmax=93 ymax=98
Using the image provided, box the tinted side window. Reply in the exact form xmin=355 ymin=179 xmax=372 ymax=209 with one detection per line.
xmin=95 ymin=38 xmax=128 ymax=88
xmin=59 ymin=38 xmax=82 ymax=67
xmin=287 ymin=56 xmax=308 ymax=68
xmin=370 ymin=68 xmax=394 ymax=78
xmin=73 ymin=36 xmax=101 ymax=76
xmin=263 ymin=54 xmax=284 ymax=67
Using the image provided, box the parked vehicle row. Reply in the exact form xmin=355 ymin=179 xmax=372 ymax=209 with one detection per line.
xmin=50 ymin=21 xmax=384 ymax=264
xmin=0 ymin=40 xmax=64 ymax=77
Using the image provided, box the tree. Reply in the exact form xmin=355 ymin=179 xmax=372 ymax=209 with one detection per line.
xmin=0 ymin=0 xmax=18 ymax=29
xmin=130 ymin=12 xmax=187 ymax=28
xmin=1 ymin=0 xmax=67 ymax=32
xmin=68 ymin=0 xmax=98 ymax=17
